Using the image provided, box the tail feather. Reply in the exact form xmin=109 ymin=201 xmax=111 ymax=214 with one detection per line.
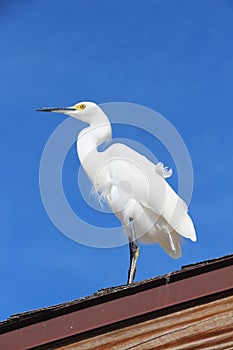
xmin=175 ymin=213 xmax=197 ymax=242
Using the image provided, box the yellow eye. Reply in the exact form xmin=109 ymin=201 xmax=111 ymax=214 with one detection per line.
xmin=73 ymin=103 xmax=86 ymax=110
xmin=79 ymin=104 xmax=86 ymax=110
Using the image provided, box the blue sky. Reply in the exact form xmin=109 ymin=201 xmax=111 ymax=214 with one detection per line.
xmin=1 ymin=0 xmax=233 ymax=321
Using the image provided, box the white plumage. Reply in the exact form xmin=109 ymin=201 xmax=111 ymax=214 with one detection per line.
xmin=37 ymin=101 xmax=197 ymax=283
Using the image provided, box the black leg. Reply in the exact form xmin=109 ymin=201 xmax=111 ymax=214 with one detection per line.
xmin=127 ymin=217 xmax=140 ymax=284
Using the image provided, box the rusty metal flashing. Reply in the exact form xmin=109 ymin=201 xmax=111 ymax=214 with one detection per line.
xmin=0 ymin=254 xmax=232 ymax=350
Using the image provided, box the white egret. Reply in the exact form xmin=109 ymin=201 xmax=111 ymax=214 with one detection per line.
xmin=37 ymin=102 xmax=196 ymax=284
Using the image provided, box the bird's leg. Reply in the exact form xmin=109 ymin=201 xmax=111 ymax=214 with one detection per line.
xmin=127 ymin=217 xmax=139 ymax=284
xmin=164 ymin=226 xmax=176 ymax=252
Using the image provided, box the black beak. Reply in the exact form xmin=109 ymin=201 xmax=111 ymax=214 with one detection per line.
xmin=36 ymin=107 xmax=76 ymax=112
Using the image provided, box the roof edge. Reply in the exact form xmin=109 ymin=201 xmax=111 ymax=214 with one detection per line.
xmin=0 ymin=253 xmax=232 ymax=335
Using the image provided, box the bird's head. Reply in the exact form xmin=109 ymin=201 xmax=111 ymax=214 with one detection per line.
xmin=36 ymin=101 xmax=101 ymax=124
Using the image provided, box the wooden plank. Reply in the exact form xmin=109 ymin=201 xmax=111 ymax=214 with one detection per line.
xmin=0 ymin=265 xmax=232 ymax=350
xmin=57 ymin=295 xmax=233 ymax=350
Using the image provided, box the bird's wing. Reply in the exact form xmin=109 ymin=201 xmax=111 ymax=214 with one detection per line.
xmin=105 ymin=143 xmax=196 ymax=242
xmin=141 ymin=190 xmax=196 ymax=242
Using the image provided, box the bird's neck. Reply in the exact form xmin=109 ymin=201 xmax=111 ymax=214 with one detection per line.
xmin=77 ymin=110 xmax=112 ymax=182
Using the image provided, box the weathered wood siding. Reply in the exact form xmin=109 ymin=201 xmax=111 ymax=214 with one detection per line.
xmin=57 ymin=295 xmax=233 ymax=350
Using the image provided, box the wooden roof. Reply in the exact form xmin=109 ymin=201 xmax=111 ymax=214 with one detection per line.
xmin=0 ymin=254 xmax=232 ymax=349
